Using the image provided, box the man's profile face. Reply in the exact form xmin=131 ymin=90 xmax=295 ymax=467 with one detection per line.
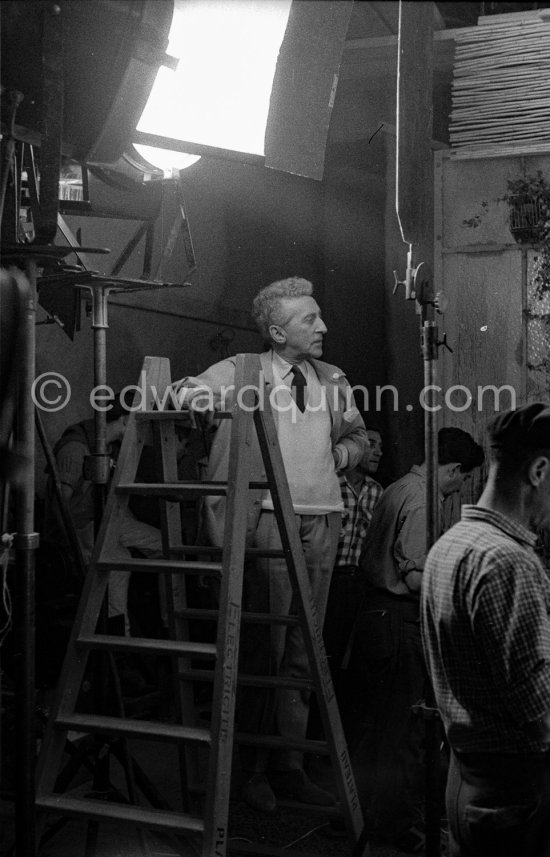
xmin=362 ymin=430 xmax=383 ymax=475
xmin=271 ymin=296 xmax=327 ymax=362
xmin=441 ymin=464 xmax=469 ymax=497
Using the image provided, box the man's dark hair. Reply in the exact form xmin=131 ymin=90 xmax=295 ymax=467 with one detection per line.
xmin=490 ymin=444 xmax=548 ymax=472
xmin=438 ymin=427 xmax=484 ymax=473
xmin=488 ymin=403 xmax=550 ymax=470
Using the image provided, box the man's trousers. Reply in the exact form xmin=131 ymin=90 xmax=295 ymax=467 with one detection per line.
xmin=238 ymin=510 xmax=341 ymax=773
xmin=447 ymin=749 xmax=550 ymax=857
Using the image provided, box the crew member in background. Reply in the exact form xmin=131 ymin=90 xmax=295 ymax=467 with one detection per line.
xmin=173 ymin=276 xmax=368 ymax=813
xmin=43 ymin=394 xmax=163 ymax=637
xmin=347 ymin=427 xmax=484 ymax=852
xmin=422 ymin=404 xmax=550 ymax=857
xmin=322 ymin=426 xmax=384 ymax=730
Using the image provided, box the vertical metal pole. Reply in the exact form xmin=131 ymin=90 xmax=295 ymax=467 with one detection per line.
xmin=90 ymin=285 xmax=110 ymax=512
xmin=86 ymin=284 xmax=112 ymax=856
xmin=14 ymin=261 xmax=39 ymax=857
xmin=422 ymin=320 xmax=441 ymax=857
xmin=396 ymin=1 xmax=438 ymax=847
xmin=423 ymin=321 xmax=439 ymax=548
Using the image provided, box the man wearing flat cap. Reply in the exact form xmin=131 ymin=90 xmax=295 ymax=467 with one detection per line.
xmin=421 ymin=403 xmax=550 ymax=857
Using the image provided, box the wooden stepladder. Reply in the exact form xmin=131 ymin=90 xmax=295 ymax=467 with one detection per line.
xmin=35 ymin=354 xmax=368 ymax=857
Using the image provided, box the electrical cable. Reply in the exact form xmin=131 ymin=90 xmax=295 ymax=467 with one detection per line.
xmin=283 ymin=821 xmax=331 ymax=848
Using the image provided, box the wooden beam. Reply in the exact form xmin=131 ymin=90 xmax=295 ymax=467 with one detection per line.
xmin=341 ymin=27 xmax=472 ymax=80
xmin=344 ymin=27 xmax=476 ymax=51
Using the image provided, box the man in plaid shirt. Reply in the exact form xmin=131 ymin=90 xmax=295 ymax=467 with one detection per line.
xmin=422 ymin=403 xmax=550 ymax=857
xmin=323 ymin=427 xmax=384 ymax=682
xmin=308 ymin=428 xmax=383 ymax=760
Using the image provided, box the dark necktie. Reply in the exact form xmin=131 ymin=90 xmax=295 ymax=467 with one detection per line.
xmin=290 ymin=365 xmax=307 ymax=412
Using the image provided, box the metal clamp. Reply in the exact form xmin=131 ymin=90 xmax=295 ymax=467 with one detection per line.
xmin=14 ymin=532 xmax=40 ymax=550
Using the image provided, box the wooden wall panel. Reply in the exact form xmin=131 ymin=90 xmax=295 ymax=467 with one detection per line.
xmin=438 ymin=249 xmax=524 ymax=507
xmin=440 ymin=250 xmax=525 ymax=435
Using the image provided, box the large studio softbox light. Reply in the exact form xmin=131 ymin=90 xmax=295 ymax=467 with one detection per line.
xmin=1 ymin=0 xmax=174 ymax=164
xmin=1 ymin=0 xmax=353 ymax=179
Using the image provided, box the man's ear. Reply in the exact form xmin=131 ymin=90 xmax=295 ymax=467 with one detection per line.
xmin=529 ymin=455 xmax=550 ymax=488
xmin=269 ymin=324 xmax=286 ymax=344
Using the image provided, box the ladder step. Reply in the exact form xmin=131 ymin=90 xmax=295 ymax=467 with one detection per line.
xmin=117 ymin=481 xmax=229 ymax=497
xmin=175 ymin=608 xmax=300 ymax=626
xmin=77 ymin=633 xmax=217 ymax=659
xmin=95 ymin=559 xmax=222 ymax=575
xmin=171 ymin=544 xmax=288 ymax=558
xmin=235 ymin=733 xmax=329 ymax=754
xmin=35 ymin=794 xmax=205 ymax=834
xmin=180 ymin=668 xmax=314 ymax=691
xmin=116 ymin=481 xmax=269 ymax=498
xmin=55 ymin=713 xmax=212 ymax=744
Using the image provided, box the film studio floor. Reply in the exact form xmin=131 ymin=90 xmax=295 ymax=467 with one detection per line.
xmin=1 ymin=662 xmax=447 ymax=857
xmin=1 ymin=740 xmax=443 ymax=857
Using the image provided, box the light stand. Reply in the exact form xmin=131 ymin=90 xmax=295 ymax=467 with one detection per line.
xmin=394 ymin=4 xmax=449 ymax=856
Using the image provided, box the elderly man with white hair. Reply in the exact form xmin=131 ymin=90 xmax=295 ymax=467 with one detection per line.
xmin=173 ymin=276 xmax=368 ymax=813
